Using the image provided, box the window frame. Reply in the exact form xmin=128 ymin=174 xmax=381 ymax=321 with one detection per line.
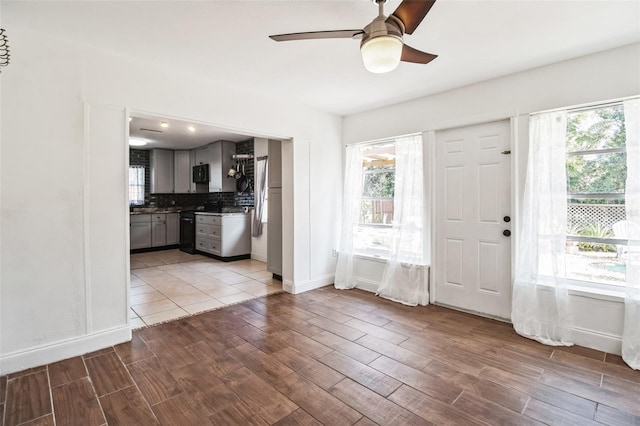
xmin=129 ymin=165 xmax=145 ymax=206
xmin=564 ymin=103 xmax=628 ymax=288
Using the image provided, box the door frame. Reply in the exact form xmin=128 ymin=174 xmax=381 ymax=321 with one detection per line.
xmin=427 ymin=113 xmax=521 ymax=322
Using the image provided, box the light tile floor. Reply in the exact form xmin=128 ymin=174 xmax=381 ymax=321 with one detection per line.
xmin=130 ymin=249 xmax=281 ymax=328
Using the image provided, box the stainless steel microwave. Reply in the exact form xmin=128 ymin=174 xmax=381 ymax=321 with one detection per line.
xmin=192 ymin=164 xmax=209 ymax=183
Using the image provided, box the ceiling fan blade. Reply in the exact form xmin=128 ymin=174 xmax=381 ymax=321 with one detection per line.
xmin=401 ymin=44 xmax=438 ymax=64
xmin=269 ymin=30 xmax=364 ymax=42
xmin=389 ymin=0 xmax=436 ymax=35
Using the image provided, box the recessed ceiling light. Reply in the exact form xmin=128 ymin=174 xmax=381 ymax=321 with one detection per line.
xmin=129 ymin=138 xmax=148 ymax=146
xmin=129 ymin=117 xmax=132 ymax=122
xmin=160 ymin=121 xmax=169 ymax=128
xmin=188 ymin=125 xmax=196 ymax=132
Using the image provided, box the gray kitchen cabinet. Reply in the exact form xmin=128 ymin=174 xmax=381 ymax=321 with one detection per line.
xmin=166 ymin=213 xmax=179 ymax=245
xmin=151 ymin=213 xmax=167 ymax=247
xmin=130 ymin=214 xmax=151 ymax=249
xmin=268 ymin=139 xmax=282 ymax=189
xmin=193 ymin=141 xmax=236 ymax=192
xmin=195 ymin=213 xmax=250 ymax=258
xmin=267 ymin=188 xmax=282 ymax=276
xmin=174 ymin=150 xmax=191 ymax=193
xmin=194 ymin=144 xmax=212 ymax=165
xmin=209 ymin=141 xmax=236 ymax=192
xmin=150 ymin=149 xmax=174 ymax=193
xmin=189 ymin=150 xmax=197 ymax=193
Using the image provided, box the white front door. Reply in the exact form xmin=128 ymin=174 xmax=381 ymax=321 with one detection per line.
xmin=434 ymin=120 xmax=512 ymax=319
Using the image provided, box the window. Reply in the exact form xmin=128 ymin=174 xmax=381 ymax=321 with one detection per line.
xmin=565 ymin=104 xmax=627 ymax=286
xmin=354 ymin=142 xmax=396 ymax=256
xmin=129 ymin=165 xmax=145 ymax=206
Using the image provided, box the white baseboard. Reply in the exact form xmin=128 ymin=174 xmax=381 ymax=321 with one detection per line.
xmin=0 ymin=325 xmax=132 ymax=375
xmin=571 ymin=325 xmax=622 ymax=355
xmin=251 ymin=253 xmax=267 ymax=263
xmin=283 ymin=274 xmax=335 ymax=294
xmin=354 ymin=277 xmax=380 ymax=294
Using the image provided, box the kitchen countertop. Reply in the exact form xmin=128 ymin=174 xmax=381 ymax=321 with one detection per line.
xmin=130 ymin=208 xmax=249 ymax=216
xmin=195 ymin=211 xmax=248 ymax=216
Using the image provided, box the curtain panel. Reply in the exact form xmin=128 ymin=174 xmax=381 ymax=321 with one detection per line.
xmin=512 ymin=111 xmax=574 ymax=346
xmin=376 ymin=135 xmax=427 ymax=306
xmin=334 ymin=144 xmax=365 ymax=289
xmin=622 ymin=98 xmax=640 ymax=369
xmin=252 ymin=157 xmax=268 ymax=237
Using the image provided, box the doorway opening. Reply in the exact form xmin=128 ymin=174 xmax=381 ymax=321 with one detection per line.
xmin=126 ymin=112 xmax=284 ymax=327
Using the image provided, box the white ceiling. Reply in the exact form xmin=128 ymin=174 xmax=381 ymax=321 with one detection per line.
xmin=129 ymin=114 xmax=252 ymax=150
xmin=4 ymin=1 xmax=640 ymax=117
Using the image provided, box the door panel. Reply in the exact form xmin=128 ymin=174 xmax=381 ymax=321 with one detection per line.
xmin=435 ymin=120 xmax=512 ymax=320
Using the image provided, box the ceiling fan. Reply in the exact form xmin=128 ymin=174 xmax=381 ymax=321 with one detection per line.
xmin=269 ymin=0 xmax=437 ymax=74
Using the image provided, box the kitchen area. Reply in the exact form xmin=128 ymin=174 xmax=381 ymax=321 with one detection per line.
xmin=128 ymin=114 xmax=283 ymax=327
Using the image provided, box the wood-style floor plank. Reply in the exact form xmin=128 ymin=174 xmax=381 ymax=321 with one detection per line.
xmin=151 ymin=394 xmax=211 ymax=426
xmin=51 ymin=377 xmax=105 ymax=426
xmin=319 ymin=350 xmax=402 ymax=397
xmin=272 ymin=347 xmax=345 ymax=390
xmin=220 ymin=367 xmax=298 ymax=424
xmin=523 ymin=398 xmax=601 ymax=426
xmin=329 ymin=378 xmax=430 ymax=425
xmin=4 ymin=370 xmax=51 ymax=426
xmin=272 ymin=408 xmax=323 ymax=426
xmin=3 ymin=286 xmax=639 ymax=426
xmin=452 ymin=392 xmax=542 ymax=426
xmin=99 ymin=386 xmax=158 ymax=425
xmin=84 ymin=352 xmax=134 ymax=397
xmin=47 ymin=357 xmax=87 ymax=388
xmin=126 ymin=356 xmax=183 ymax=406
xmin=388 ymin=384 xmax=487 ymax=426
xmin=274 ymin=372 xmax=363 ymax=425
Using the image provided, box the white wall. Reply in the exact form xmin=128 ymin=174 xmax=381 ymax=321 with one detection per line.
xmin=251 ymin=138 xmax=269 ymax=262
xmin=0 ymin=23 xmax=342 ymax=374
xmin=343 ymin=43 xmax=640 ymax=354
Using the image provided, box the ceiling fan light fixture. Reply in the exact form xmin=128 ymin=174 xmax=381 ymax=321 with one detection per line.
xmin=361 ymin=35 xmax=403 ymax=74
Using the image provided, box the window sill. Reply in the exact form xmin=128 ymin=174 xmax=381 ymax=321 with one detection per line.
xmin=565 ymin=280 xmax=625 ymax=302
xmin=353 ymin=253 xmax=389 ymax=263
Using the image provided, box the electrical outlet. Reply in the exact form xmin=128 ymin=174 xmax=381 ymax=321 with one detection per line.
xmin=332 ymin=249 xmax=338 ymax=257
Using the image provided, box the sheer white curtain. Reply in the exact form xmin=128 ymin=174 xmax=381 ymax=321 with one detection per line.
xmin=512 ymin=111 xmax=573 ymax=346
xmin=335 ymin=144 xmax=365 ymax=289
xmin=376 ymin=135 xmax=426 ymax=305
xmin=622 ymin=98 xmax=640 ymax=369
xmin=252 ymin=157 xmax=268 ymax=237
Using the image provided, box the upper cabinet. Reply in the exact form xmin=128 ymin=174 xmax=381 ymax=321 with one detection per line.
xmin=209 ymin=141 xmax=236 ymax=193
xmin=150 ymin=149 xmax=174 ymax=194
xmin=174 ymin=150 xmax=191 ymax=193
xmin=149 ymin=142 xmax=235 ymax=194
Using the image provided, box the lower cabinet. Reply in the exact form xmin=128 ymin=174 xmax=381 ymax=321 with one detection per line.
xmin=152 ymin=214 xmax=167 ymax=247
xmin=130 ymin=214 xmax=152 ymax=249
xmin=130 ymin=212 xmax=180 ymax=250
xmin=195 ymin=213 xmax=251 ymax=258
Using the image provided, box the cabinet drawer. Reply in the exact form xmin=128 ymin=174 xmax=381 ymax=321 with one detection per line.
xmin=152 ymin=214 xmax=166 ymax=223
xmin=130 ymin=214 xmax=151 ymax=223
xmin=195 ymin=215 xmax=221 ymax=225
xmin=195 ymin=236 xmax=221 ymax=256
xmin=196 ymin=224 xmax=221 ymax=239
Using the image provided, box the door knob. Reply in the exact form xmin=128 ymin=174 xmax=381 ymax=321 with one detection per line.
xmin=504 ymin=216 xmax=511 ymax=223
xmin=503 ymin=230 xmax=511 ymax=237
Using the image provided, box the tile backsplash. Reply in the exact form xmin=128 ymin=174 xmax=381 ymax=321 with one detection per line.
xmin=129 ymin=139 xmax=255 ymax=210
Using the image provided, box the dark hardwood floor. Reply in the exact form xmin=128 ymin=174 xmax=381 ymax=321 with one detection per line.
xmin=2 ymin=287 xmax=639 ymax=425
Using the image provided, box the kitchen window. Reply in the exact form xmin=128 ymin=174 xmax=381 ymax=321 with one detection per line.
xmin=129 ymin=165 xmax=145 ymax=206
xmin=354 ymin=142 xmax=396 ymax=257
xmin=565 ymin=104 xmax=628 ymax=287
